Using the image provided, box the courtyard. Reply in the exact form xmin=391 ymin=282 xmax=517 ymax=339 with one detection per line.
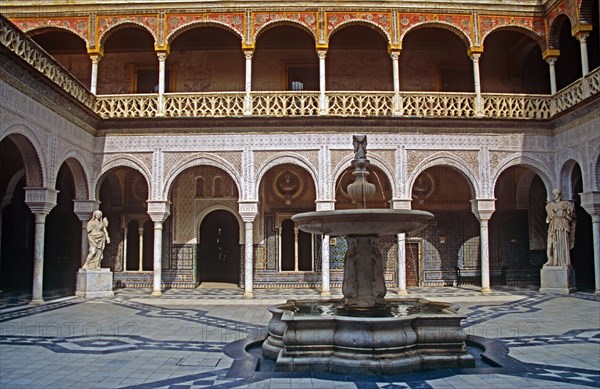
xmin=0 ymin=286 xmax=598 ymax=388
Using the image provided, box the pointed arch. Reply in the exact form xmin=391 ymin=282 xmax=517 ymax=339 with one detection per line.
xmin=99 ymin=22 xmax=156 ymax=47
xmin=400 ymin=22 xmax=472 ymax=50
xmin=255 ymin=20 xmax=317 ymax=43
xmin=1 ymin=125 xmax=45 ymax=187
xmin=197 ymin=205 xmax=244 ymax=244
xmin=255 ymin=153 xmax=318 ymax=200
xmin=482 ymin=25 xmax=546 ymax=52
xmin=57 ymin=149 xmax=91 ymax=200
xmin=408 ymin=152 xmax=479 ymax=199
xmin=492 ymin=155 xmax=554 ymax=200
xmin=331 ymin=152 xmax=396 ymax=199
xmin=328 ymin=20 xmax=391 ymax=46
xmin=97 ymin=156 xmax=152 ymax=201
xmin=167 ymin=21 xmax=244 ymax=45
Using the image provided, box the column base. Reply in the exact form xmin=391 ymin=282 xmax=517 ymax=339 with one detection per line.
xmin=243 ymin=291 xmax=254 ymax=298
xmin=76 ymin=268 xmax=114 ymax=298
xmin=29 ymin=299 xmax=45 ymax=305
xmin=397 ymin=289 xmax=408 ymax=295
xmin=539 ymin=265 xmax=576 ymax=294
xmin=320 ymin=290 xmax=331 ymax=297
xmin=151 ymin=290 xmax=162 ymax=297
xmin=480 ymin=287 xmax=492 ymax=294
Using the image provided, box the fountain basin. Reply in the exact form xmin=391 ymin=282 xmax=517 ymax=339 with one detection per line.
xmin=262 ymin=298 xmax=475 ymax=375
xmin=291 ymin=209 xmax=434 ymax=236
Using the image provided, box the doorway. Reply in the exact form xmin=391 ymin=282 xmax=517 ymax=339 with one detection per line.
xmin=198 ymin=210 xmax=240 ymax=284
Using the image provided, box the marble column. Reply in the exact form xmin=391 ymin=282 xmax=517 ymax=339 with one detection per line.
xmin=294 ymin=227 xmax=299 ymax=272
xmin=546 ymin=57 xmax=558 ymax=94
xmin=244 ymin=50 xmax=253 ymax=115
xmin=577 ymin=33 xmax=590 ymax=76
xmin=239 ymin=202 xmax=258 ymax=297
xmin=89 ymin=54 xmax=102 ymax=95
xmin=471 ymin=199 xmax=495 ymax=294
xmin=156 ymin=52 xmax=168 ymax=117
xmin=24 ymin=188 xmax=58 ymax=305
xmin=73 ymin=200 xmax=100 ymax=267
xmin=397 ymin=233 xmax=408 ymax=295
xmin=318 ymin=50 xmax=327 ymax=115
xmin=321 ymin=234 xmax=331 ymax=296
xmin=390 ymin=51 xmax=401 ymax=115
xmin=138 ymin=227 xmax=144 ymax=271
xmin=470 ymin=53 xmax=483 ymax=117
xmin=243 ymin=221 xmax=254 ymax=297
xmin=147 ymin=201 xmax=170 ymax=297
xmin=580 ymin=191 xmax=600 ymax=294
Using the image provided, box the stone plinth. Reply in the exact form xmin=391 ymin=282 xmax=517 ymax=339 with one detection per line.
xmin=76 ymin=268 xmax=114 ymax=298
xmin=539 ymin=265 xmax=576 ymax=294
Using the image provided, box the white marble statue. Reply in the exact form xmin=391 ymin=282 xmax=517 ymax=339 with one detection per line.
xmin=545 ymin=188 xmax=576 ymax=266
xmin=82 ymin=210 xmax=110 ymax=270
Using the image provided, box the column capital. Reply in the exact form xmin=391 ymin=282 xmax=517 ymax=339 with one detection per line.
xmin=87 ymin=47 xmax=104 ymax=57
xmin=317 ymin=49 xmax=327 ymax=59
xmin=542 ymin=48 xmax=560 ymax=60
xmin=389 ymin=50 xmax=400 ymax=60
xmin=73 ymin=200 xmax=101 ymax=221
xmin=243 ymin=48 xmax=254 ymax=59
xmin=471 ymin=198 xmax=496 ymax=220
xmin=467 ymin=46 xmax=483 ymax=58
xmin=147 ymin=200 xmax=171 ymax=223
xmin=575 ymin=31 xmax=590 ymax=43
xmin=24 ymin=187 xmax=58 ymax=214
xmin=239 ymin=200 xmax=258 ymax=222
xmin=580 ymin=191 xmax=600 ymax=216
xmin=154 ymin=45 xmax=170 ymax=56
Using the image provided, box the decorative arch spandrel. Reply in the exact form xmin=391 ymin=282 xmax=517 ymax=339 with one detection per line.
xmin=398 ymin=14 xmax=473 ymax=49
xmin=12 ymin=17 xmax=90 ymax=47
xmin=166 ymin=13 xmax=245 ymax=44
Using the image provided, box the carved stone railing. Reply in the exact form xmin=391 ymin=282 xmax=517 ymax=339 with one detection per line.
xmin=164 ymin=92 xmax=245 ymax=117
xmin=553 ymin=66 xmax=600 ymax=114
xmin=0 ymin=14 xmax=95 ymax=110
xmin=252 ymin=91 xmax=319 ymax=116
xmin=95 ymin=94 xmax=158 ymax=118
xmin=398 ymin=92 xmax=474 ymax=117
xmin=481 ymin=94 xmax=552 ymax=119
xmin=328 ymin=92 xmax=394 ymax=116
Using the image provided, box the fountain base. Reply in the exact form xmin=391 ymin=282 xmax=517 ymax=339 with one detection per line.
xmin=262 ymin=298 xmax=475 ymax=375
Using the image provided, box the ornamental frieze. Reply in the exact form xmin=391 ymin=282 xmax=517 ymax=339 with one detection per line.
xmin=326 ymin=12 xmax=392 ymax=42
xmin=479 ymin=15 xmax=545 ymax=46
xmin=165 ymin=13 xmax=244 ymax=43
xmin=253 ymin=12 xmax=318 ymax=42
xmin=398 ymin=13 xmax=472 ymax=47
xmin=97 ymin=14 xmax=158 ymax=45
xmin=11 ymin=17 xmax=89 ymax=46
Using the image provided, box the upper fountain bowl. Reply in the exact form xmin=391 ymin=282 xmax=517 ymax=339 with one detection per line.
xmin=292 ymin=209 xmax=434 ymax=236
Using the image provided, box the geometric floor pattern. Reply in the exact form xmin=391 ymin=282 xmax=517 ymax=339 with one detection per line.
xmin=1 ymin=285 xmax=599 ymax=388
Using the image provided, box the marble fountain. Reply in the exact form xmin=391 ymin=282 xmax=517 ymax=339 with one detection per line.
xmin=261 ymin=135 xmax=475 ymax=374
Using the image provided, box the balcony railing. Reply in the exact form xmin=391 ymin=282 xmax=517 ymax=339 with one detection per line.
xmin=2 ymin=14 xmax=599 ymax=122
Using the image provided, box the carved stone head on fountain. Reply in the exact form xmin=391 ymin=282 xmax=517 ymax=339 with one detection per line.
xmin=347 ymin=134 xmax=376 ymax=209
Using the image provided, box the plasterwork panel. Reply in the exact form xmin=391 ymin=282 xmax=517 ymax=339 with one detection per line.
xmin=97 ymin=15 xmax=158 ymax=45
xmin=253 ymin=12 xmax=317 ymax=41
xmin=11 ymin=17 xmax=90 ymax=45
xmin=453 ymin=151 xmax=479 ymax=177
xmin=166 ymin=13 xmax=244 ymax=42
xmin=217 ymin=151 xmax=242 ymax=177
xmin=173 ymin=169 xmax=195 ymax=243
xmin=546 ymin=0 xmax=578 ymax=46
xmin=330 ymin=149 xmax=352 ymax=174
xmin=369 ymin=150 xmax=395 ymax=173
xmin=398 ymin=13 xmax=472 ymax=46
xmin=326 ymin=12 xmax=392 ymax=42
xmin=479 ymin=15 xmax=545 ymax=45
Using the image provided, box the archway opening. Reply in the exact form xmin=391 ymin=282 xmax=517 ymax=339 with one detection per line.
xmin=198 ymin=209 xmax=240 ymax=284
xmin=571 ymin=164 xmax=594 ymax=290
xmin=411 ymin=166 xmax=477 ymax=286
xmin=492 ymin=166 xmax=548 ymax=285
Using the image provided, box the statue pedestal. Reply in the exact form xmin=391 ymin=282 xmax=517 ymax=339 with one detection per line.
xmin=539 ymin=265 xmax=576 ymax=294
xmin=76 ymin=268 xmax=114 ymax=298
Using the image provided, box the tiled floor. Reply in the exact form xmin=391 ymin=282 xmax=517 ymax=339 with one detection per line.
xmin=0 ymin=285 xmax=598 ymax=388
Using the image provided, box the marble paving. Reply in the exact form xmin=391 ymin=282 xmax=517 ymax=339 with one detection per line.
xmin=0 ymin=285 xmax=598 ymax=388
